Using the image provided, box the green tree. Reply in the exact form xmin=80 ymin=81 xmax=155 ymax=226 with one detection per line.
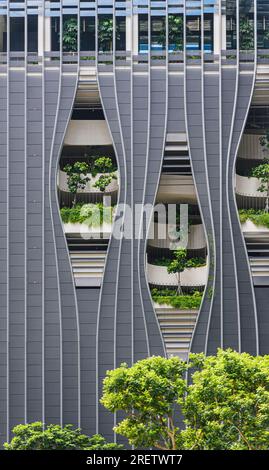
xmin=169 ymin=15 xmax=183 ymax=51
xmin=101 ymin=350 xmax=269 ymax=450
xmin=63 ymin=161 xmax=90 ymax=207
xmin=4 ymin=422 xmax=122 ymax=450
xmin=166 ymin=249 xmax=189 ymax=295
xmin=98 ymin=19 xmax=120 ymax=52
xmin=182 ymin=350 xmax=269 ymax=450
xmin=101 ymin=356 xmax=188 ymax=450
xmin=62 ymin=17 xmax=78 ymax=52
xmin=251 ymin=160 xmax=269 ymax=212
xmin=239 ymin=18 xmax=254 ymax=50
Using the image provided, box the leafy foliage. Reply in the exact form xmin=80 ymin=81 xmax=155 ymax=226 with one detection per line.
xmin=151 ymin=288 xmax=203 ymax=309
xmin=239 ymin=18 xmax=254 ymax=50
xmin=93 ymin=174 xmax=117 ymax=192
xmin=150 ymin=257 xmax=206 ymax=268
xmin=62 ymin=18 xmax=78 ymax=52
xmin=4 ymin=422 xmax=122 ymax=450
xmin=159 ymin=15 xmax=184 ymax=51
xmin=239 ymin=209 xmax=269 ymax=228
xmin=101 ymin=356 xmax=188 ymax=450
xmin=182 ymin=350 xmax=269 ymax=450
xmin=60 ymin=203 xmax=114 ymax=227
xmin=91 ymin=157 xmax=115 ymax=176
xmin=168 ymin=15 xmax=184 ymax=50
xmin=101 ymin=350 xmax=269 ymax=450
xmin=63 ymin=162 xmax=90 ymax=206
xmin=166 ymin=249 xmax=189 ymax=295
xmin=98 ymin=18 xmax=120 ymax=52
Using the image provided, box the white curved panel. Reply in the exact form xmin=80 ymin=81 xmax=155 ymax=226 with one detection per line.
xmin=238 ymin=134 xmax=269 ymax=160
xmin=148 ymin=222 xmax=206 ymax=250
xmin=147 ymin=263 xmax=208 ymax=287
xmin=235 ymin=174 xmax=266 ymax=197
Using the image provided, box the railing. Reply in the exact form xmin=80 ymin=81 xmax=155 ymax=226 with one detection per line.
xmin=1 ymin=48 xmax=267 ymax=69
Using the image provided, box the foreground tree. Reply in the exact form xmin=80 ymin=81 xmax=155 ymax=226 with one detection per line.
xmin=4 ymin=422 xmax=122 ymax=450
xmin=101 ymin=356 xmax=188 ymax=450
xmin=101 ymin=350 xmax=269 ymax=450
xmin=182 ymin=350 xmax=269 ymax=450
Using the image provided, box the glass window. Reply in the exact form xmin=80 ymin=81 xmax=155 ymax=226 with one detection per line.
xmin=62 ymin=15 xmax=78 ymax=52
xmin=80 ymin=17 xmax=95 ymax=52
xmin=10 ymin=17 xmax=24 ymax=52
xmin=151 ymin=17 xmax=165 ymax=51
xmin=116 ymin=17 xmax=126 ymax=51
xmin=98 ymin=15 xmax=113 ymax=52
xmin=204 ymin=15 xmax=214 ymax=52
xmin=28 ymin=15 xmax=38 ymax=52
xmin=138 ymin=14 xmax=148 ymax=53
xmin=51 ymin=17 xmax=60 ymax=51
xmin=186 ymin=16 xmax=201 ymax=51
xmin=0 ymin=15 xmax=7 ymax=52
xmin=168 ymin=15 xmax=183 ymax=52
xmin=257 ymin=14 xmax=269 ymax=48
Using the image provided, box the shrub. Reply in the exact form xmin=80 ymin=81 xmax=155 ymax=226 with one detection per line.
xmin=91 ymin=157 xmax=115 ymax=176
xmin=239 ymin=209 xmax=269 ymax=228
xmin=60 ymin=203 xmax=114 ymax=227
xmin=93 ymin=174 xmax=117 ymax=192
xmin=151 ymin=257 xmax=206 ymax=268
xmin=4 ymin=422 xmax=122 ymax=450
xmin=151 ymin=288 xmax=203 ymax=309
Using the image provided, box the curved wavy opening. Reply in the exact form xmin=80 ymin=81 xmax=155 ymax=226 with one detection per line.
xmin=146 ymin=133 xmax=208 ymax=360
xmin=57 ymin=77 xmax=118 ymax=288
xmin=235 ymin=105 xmax=269 ymax=287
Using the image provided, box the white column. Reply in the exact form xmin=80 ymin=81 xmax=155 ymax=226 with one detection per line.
xmin=126 ymin=13 xmax=138 ymax=56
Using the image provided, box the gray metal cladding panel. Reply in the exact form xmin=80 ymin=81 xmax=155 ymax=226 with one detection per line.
xmin=8 ymin=70 xmax=26 ymax=432
xmin=0 ymin=63 xmax=79 ymax=445
xmin=227 ymin=70 xmax=257 ymax=355
xmin=26 ymin=73 xmax=43 ymax=425
xmin=188 ymin=63 xmax=257 ymax=356
xmin=254 ymin=287 xmax=269 ymax=355
xmin=185 ymin=66 xmax=215 ymax=354
xmin=97 ymin=66 xmax=166 ymax=439
xmin=76 ymin=288 xmax=99 ymax=437
xmin=48 ymin=70 xmax=80 ymax=427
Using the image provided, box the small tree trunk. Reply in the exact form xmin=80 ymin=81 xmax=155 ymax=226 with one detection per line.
xmin=177 ymin=273 xmax=183 ymax=295
xmin=72 ymin=192 xmax=77 ymax=208
xmin=266 ymin=183 xmax=269 ymax=213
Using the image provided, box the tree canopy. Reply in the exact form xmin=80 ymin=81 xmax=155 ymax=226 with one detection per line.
xmin=4 ymin=422 xmax=122 ymax=450
xmin=101 ymin=350 xmax=269 ymax=450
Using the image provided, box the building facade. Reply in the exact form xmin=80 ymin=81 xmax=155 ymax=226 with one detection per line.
xmin=0 ymin=0 xmax=269 ymax=445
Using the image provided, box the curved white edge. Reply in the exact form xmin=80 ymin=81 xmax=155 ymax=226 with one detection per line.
xmin=225 ymin=0 xmax=241 ymax=351
xmin=183 ymin=1 xmax=216 ymax=359
xmin=142 ymin=0 xmax=168 ymax=359
xmin=231 ymin=0 xmax=259 ymax=355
